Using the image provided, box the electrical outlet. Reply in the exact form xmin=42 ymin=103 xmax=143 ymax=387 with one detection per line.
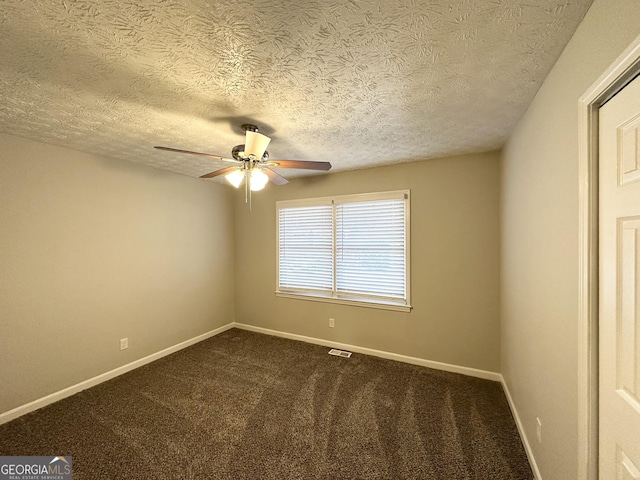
xmin=120 ymin=338 xmax=128 ymax=351
xmin=329 ymin=318 xmax=335 ymax=328
xmin=536 ymin=417 xmax=542 ymax=444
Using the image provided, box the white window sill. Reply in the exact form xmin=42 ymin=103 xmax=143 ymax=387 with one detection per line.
xmin=275 ymin=291 xmax=412 ymax=313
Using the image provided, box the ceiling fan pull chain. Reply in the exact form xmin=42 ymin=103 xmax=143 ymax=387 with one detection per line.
xmin=245 ymin=171 xmax=248 ymax=204
xmin=248 ymin=171 xmax=252 ymax=211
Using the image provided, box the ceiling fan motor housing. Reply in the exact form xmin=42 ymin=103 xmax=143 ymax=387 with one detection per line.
xmin=232 ymin=144 xmax=269 ymax=162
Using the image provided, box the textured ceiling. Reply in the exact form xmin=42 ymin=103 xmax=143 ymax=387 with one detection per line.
xmin=0 ymin=0 xmax=593 ymax=181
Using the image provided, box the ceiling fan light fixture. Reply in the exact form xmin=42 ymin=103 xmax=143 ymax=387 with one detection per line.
xmin=244 ymin=131 xmax=271 ymax=160
xmin=225 ymin=169 xmax=245 ymax=188
xmin=250 ymin=168 xmax=269 ymax=191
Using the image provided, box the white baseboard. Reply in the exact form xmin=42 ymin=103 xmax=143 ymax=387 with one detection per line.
xmin=233 ymin=322 xmax=502 ymax=382
xmin=0 ymin=322 xmax=235 ymax=425
xmin=500 ymin=375 xmax=542 ymax=480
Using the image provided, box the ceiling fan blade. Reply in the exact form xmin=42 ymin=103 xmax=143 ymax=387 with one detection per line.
xmin=154 ymin=146 xmax=239 ymax=163
xmin=267 ymin=159 xmax=332 ymax=171
xmin=199 ymin=166 xmax=240 ymax=179
xmin=263 ymin=167 xmax=289 ymax=185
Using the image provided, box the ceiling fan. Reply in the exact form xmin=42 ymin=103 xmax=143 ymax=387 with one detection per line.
xmin=154 ymin=124 xmax=331 ymax=203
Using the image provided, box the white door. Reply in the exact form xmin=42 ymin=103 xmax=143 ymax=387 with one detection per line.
xmin=599 ymin=74 xmax=640 ymax=478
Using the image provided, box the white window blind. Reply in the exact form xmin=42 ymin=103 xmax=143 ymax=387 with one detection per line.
xmin=277 ymin=191 xmax=410 ymax=311
xmin=336 ymin=198 xmax=406 ymax=302
xmin=278 ymin=204 xmax=333 ymax=293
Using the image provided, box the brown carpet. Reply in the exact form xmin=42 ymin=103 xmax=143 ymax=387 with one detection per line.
xmin=0 ymin=328 xmax=533 ymax=479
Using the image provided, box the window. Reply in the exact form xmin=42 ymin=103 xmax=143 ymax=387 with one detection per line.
xmin=276 ymin=191 xmax=410 ymax=311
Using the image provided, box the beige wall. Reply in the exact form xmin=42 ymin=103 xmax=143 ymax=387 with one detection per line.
xmin=0 ymin=133 xmax=235 ymax=414
xmin=501 ymin=0 xmax=640 ymax=478
xmin=235 ymin=152 xmax=501 ymax=373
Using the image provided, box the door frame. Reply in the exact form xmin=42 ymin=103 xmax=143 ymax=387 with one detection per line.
xmin=578 ymin=33 xmax=640 ymax=480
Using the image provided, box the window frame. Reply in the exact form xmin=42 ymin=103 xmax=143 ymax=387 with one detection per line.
xmin=275 ymin=190 xmax=411 ymax=312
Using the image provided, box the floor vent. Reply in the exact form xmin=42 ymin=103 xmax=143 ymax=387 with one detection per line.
xmin=328 ymin=348 xmax=352 ymax=358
